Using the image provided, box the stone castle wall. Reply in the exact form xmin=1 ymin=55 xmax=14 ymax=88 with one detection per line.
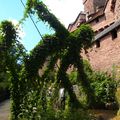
xmin=69 ymin=0 xmax=120 ymax=72
xmin=83 ymin=0 xmax=106 ymax=15
xmin=83 ymin=28 xmax=120 ymax=71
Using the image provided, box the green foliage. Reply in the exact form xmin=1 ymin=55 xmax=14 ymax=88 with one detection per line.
xmin=73 ymin=24 xmax=94 ymax=49
xmin=0 ymin=20 xmax=17 ymax=48
xmin=68 ymin=61 xmax=117 ymax=109
xmin=81 ymin=60 xmax=117 ymax=108
xmin=19 ymin=108 xmax=95 ymax=120
xmin=0 ymin=20 xmax=27 ymax=120
xmin=1 ymin=18 xmax=116 ymax=120
xmin=90 ymin=71 xmax=117 ymax=108
xmin=0 ymin=1 xmax=112 ymax=119
xmin=0 ymin=1 xmax=95 ymax=120
xmin=21 ymin=0 xmax=94 ymax=112
xmin=0 ymin=21 xmax=18 ymax=101
xmin=23 ymin=0 xmax=69 ymax=39
xmin=18 ymin=88 xmax=95 ymax=120
xmin=25 ymin=34 xmax=61 ymax=79
xmin=69 ymin=71 xmax=78 ymax=84
xmin=116 ymin=87 xmax=120 ymax=115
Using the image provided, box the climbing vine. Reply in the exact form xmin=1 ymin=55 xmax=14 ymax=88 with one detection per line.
xmin=1 ymin=1 xmax=96 ymax=120
xmin=23 ymin=0 xmax=94 ymax=109
xmin=0 ymin=20 xmax=27 ymax=120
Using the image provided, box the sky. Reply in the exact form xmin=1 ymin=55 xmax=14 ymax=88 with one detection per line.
xmin=0 ymin=0 xmax=83 ymax=51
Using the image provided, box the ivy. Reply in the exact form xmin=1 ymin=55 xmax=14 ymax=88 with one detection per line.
xmin=22 ymin=0 xmax=95 ymax=109
xmin=0 ymin=1 xmax=95 ymax=119
xmin=23 ymin=0 xmax=69 ymax=39
xmin=0 ymin=21 xmax=27 ymax=120
xmin=2 ymin=1 xmax=117 ymax=118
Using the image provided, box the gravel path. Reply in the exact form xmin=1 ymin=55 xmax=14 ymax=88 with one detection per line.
xmin=0 ymin=99 xmax=10 ymax=120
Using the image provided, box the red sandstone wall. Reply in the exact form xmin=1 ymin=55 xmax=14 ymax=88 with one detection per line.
xmin=105 ymin=0 xmax=115 ymax=22
xmin=69 ymin=0 xmax=120 ymax=72
xmin=83 ymin=0 xmax=106 ymax=15
xmin=91 ymin=0 xmax=116 ymax=32
xmin=83 ymin=0 xmax=95 ymax=15
xmin=115 ymin=0 xmax=120 ymax=20
xmin=83 ymin=28 xmax=120 ymax=71
xmin=90 ymin=16 xmax=106 ymax=32
xmin=94 ymin=0 xmax=106 ymax=10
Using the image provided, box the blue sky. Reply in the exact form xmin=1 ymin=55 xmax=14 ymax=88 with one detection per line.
xmin=0 ymin=0 xmax=83 ymax=51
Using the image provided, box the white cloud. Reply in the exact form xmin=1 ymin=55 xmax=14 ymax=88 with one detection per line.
xmin=43 ymin=0 xmax=84 ymax=27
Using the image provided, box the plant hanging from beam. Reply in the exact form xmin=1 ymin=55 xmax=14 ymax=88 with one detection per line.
xmin=23 ymin=0 xmax=95 ymax=108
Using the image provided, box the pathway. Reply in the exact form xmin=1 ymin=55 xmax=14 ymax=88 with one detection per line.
xmin=0 ymin=99 xmax=10 ymax=120
xmin=90 ymin=109 xmax=117 ymax=120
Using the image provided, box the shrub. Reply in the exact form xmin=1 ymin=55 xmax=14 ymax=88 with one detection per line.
xmin=68 ymin=60 xmax=117 ymax=109
xmin=116 ymin=87 xmax=120 ymax=115
xmin=90 ymin=71 xmax=117 ymax=109
xmin=19 ymin=108 xmax=95 ymax=120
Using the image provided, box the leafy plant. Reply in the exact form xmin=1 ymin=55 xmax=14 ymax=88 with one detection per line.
xmin=22 ymin=0 xmax=95 ymax=110
xmin=0 ymin=1 xmax=95 ymax=120
xmin=90 ymin=71 xmax=117 ymax=109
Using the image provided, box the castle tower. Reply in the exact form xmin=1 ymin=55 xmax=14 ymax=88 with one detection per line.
xmin=83 ymin=0 xmax=106 ymax=15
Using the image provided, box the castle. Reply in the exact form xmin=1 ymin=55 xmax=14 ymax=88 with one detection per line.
xmin=68 ymin=0 xmax=120 ymax=73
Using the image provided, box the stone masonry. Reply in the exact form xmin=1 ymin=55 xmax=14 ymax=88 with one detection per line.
xmin=68 ymin=0 xmax=120 ymax=72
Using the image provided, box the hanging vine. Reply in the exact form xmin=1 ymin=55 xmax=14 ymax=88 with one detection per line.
xmin=0 ymin=1 xmax=95 ymax=119
xmin=23 ymin=0 xmax=94 ymax=109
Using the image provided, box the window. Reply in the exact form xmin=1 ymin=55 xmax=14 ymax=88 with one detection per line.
xmin=95 ymin=18 xmax=99 ymax=23
xmin=77 ymin=22 xmax=80 ymax=28
xmin=111 ymin=29 xmax=117 ymax=40
xmin=111 ymin=0 xmax=116 ymax=12
xmin=96 ymin=40 xmax=100 ymax=48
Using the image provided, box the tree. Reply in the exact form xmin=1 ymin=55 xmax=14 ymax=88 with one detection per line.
xmin=0 ymin=20 xmax=27 ymax=119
